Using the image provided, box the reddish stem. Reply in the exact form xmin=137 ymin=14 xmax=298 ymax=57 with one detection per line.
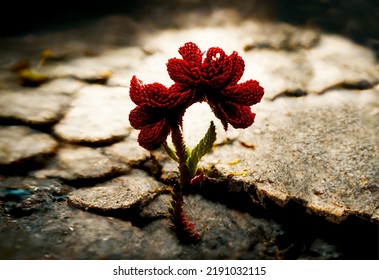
xmin=168 ymin=125 xmax=200 ymax=243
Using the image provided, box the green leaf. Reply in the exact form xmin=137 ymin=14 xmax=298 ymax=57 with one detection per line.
xmin=163 ymin=141 xmax=179 ymax=162
xmin=185 ymin=146 xmax=191 ymax=161
xmin=187 ymin=121 xmax=217 ymax=178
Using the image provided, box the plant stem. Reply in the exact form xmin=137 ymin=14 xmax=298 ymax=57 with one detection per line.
xmin=168 ymin=125 xmax=200 ymax=243
xmin=171 ymin=126 xmax=191 ymax=189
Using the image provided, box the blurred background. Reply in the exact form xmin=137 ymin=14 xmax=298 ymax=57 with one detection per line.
xmin=0 ymin=0 xmax=378 ymax=57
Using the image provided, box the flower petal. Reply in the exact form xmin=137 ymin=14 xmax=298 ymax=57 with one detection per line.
xmin=167 ymin=42 xmax=203 ymax=85
xmin=167 ymin=58 xmax=201 ymax=85
xmin=130 ymin=76 xmax=192 ymax=109
xmin=129 ymin=106 xmax=159 ymax=129
xmin=211 ymin=101 xmax=256 ymax=130
xmin=137 ymin=119 xmax=171 ymax=150
xmin=228 ymin=52 xmax=245 ymax=85
xmin=169 ymin=83 xmax=198 ymax=106
xmin=221 ymin=102 xmax=256 ymax=129
xmin=129 ymin=76 xmax=168 ymax=107
xmin=201 ymin=47 xmax=228 ymax=87
xmin=178 ymin=42 xmax=203 ymax=65
xmin=129 ymin=76 xmax=145 ymax=106
xmin=222 ymin=80 xmax=264 ymax=106
xmin=202 ymin=48 xmax=244 ymax=88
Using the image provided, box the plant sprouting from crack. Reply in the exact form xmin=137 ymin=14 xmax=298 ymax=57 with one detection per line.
xmin=129 ymin=42 xmax=264 ymax=243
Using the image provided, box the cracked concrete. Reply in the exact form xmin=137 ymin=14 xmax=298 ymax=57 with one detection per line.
xmin=199 ymin=89 xmax=379 ymax=223
xmin=0 ymin=4 xmax=378 ymax=260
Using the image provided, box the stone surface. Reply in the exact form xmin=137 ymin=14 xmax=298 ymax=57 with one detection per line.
xmin=0 ymin=176 xmax=71 ymax=217
xmin=96 ymin=47 xmax=148 ymax=87
xmin=0 ymin=5 xmax=378 ymax=260
xmin=0 ymin=70 xmax=19 ymax=90
xmin=3 ymin=172 xmax=377 ymax=259
xmin=53 ymin=85 xmax=133 ymax=144
xmin=33 ymin=145 xmax=130 ymax=181
xmin=0 ymin=201 xmax=144 ymax=259
xmin=102 ymin=130 xmax=151 ymax=166
xmin=198 ymin=89 xmax=379 ymax=222
xmin=244 ymin=22 xmax=321 ymax=51
xmin=245 ymin=50 xmax=313 ymax=99
xmin=298 ymin=239 xmax=340 ymax=260
xmin=68 ymin=169 xmax=168 ymax=212
xmin=150 ymin=148 xmax=180 ymax=184
xmin=143 ymin=23 xmax=378 ymax=100
xmin=181 ymin=195 xmax=282 ymax=259
xmin=0 ymin=90 xmax=71 ymax=125
xmin=182 ymin=102 xmax=241 ymax=148
xmin=306 ymin=35 xmax=379 ymax=93
xmin=0 ymin=182 xmax=284 ymax=259
xmin=39 ymin=59 xmax=113 ymax=84
xmin=38 ymin=78 xmax=85 ymax=95
xmin=0 ymin=126 xmax=58 ymax=165
xmin=142 ymin=193 xmax=281 ymax=257
xmin=140 ymin=193 xmax=171 ymax=219
xmin=245 ymin=35 xmax=378 ymax=99
xmin=140 ymin=194 xmax=284 ymax=259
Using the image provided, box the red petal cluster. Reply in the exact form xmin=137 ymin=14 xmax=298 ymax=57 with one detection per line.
xmin=167 ymin=42 xmax=264 ymax=129
xmin=129 ymin=42 xmax=264 ymax=150
xmin=128 ymin=76 xmax=193 ymax=150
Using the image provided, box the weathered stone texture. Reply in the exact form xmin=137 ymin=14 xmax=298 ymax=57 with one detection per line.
xmin=68 ymin=169 xmax=168 ymax=212
xmin=102 ymin=130 xmax=151 ymax=166
xmin=199 ymin=90 xmax=379 ymax=222
xmin=0 ymin=9 xmax=378 ymax=260
xmin=0 ymin=90 xmax=71 ymax=125
xmin=53 ymin=85 xmax=133 ymax=144
xmin=0 ymin=126 xmax=57 ymax=165
xmin=34 ymin=145 xmax=129 ymax=181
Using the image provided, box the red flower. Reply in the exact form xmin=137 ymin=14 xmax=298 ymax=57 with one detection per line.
xmin=128 ymin=76 xmax=192 ymax=150
xmin=167 ymin=42 xmax=264 ymax=129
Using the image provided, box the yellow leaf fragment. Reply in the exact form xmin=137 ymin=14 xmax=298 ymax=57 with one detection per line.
xmin=229 ymin=170 xmax=248 ymax=177
xmin=18 ymin=68 xmax=48 ymax=86
xmin=228 ymin=158 xmax=241 ymax=165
